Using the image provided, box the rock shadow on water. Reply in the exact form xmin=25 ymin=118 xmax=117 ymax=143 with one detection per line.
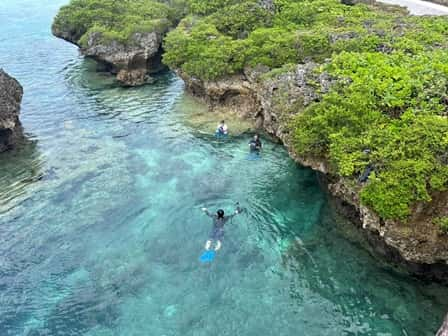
xmin=50 ymin=170 xmax=100 ymax=205
xmin=0 ymin=135 xmax=43 ymax=209
xmin=187 ymin=174 xmax=234 ymax=200
xmin=40 ymin=284 xmax=120 ymax=335
xmin=236 ymin=247 xmax=265 ymax=268
xmin=280 ymin=204 xmax=448 ymax=335
xmin=143 ymin=236 xmax=184 ymax=266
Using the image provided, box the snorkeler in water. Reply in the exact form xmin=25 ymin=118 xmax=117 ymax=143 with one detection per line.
xmin=201 ymin=204 xmax=243 ymax=251
xmin=249 ymin=134 xmax=262 ymax=153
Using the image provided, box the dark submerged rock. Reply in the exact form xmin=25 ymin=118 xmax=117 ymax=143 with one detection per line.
xmin=0 ymin=69 xmax=24 ymax=152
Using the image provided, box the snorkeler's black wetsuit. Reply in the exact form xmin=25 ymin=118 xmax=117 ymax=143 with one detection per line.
xmin=249 ymin=139 xmax=262 ymax=152
xmin=204 ymin=209 xmax=241 ymax=240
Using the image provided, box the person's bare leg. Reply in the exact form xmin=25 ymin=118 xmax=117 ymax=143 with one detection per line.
xmin=214 ymin=240 xmax=222 ymax=251
xmin=205 ymin=240 xmax=212 ymax=250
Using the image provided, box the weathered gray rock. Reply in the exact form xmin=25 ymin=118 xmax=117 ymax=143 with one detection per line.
xmin=258 ymin=0 xmax=275 ymax=11
xmin=177 ymin=70 xmax=261 ymax=118
xmin=437 ymin=314 xmax=448 ymax=336
xmin=341 ymin=0 xmax=375 ymax=5
xmin=52 ymin=26 xmax=166 ymax=86
xmin=82 ymin=31 xmax=165 ymax=86
xmin=0 ymin=69 xmax=23 ymax=152
xmin=246 ymin=63 xmax=333 ymax=142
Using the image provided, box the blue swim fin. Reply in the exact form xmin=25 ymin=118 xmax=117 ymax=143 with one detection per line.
xmin=200 ymin=250 xmax=216 ymax=263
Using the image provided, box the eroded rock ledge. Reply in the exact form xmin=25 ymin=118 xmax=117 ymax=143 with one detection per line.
xmin=51 ymin=0 xmax=181 ymax=86
xmin=52 ymin=26 xmax=166 ymax=86
xmin=0 ymin=69 xmax=24 ymax=152
xmin=177 ymin=64 xmax=448 ymax=284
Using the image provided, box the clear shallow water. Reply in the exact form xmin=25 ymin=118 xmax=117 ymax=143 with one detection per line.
xmin=1 ymin=1 xmax=448 ymax=335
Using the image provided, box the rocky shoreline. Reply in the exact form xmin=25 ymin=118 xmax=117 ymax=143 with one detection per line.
xmin=177 ymin=64 xmax=448 ymax=284
xmin=0 ymin=69 xmax=23 ymax=152
xmin=52 ymin=26 xmax=167 ymax=86
xmin=51 ymin=0 xmax=448 ymax=332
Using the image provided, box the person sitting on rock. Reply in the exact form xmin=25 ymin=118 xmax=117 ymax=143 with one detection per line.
xmin=216 ymin=120 xmax=228 ymax=137
xmin=249 ymin=134 xmax=262 ymax=153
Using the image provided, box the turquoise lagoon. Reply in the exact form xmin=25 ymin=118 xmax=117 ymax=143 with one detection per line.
xmin=0 ymin=1 xmax=447 ymax=335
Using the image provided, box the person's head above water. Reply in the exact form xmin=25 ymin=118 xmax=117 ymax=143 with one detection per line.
xmin=217 ymin=209 xmax=225 ymax=218
xmin=254 ymin=134 xmax=259 ymax=140
xmin=220 ymin=120 xmax=225 ymax=125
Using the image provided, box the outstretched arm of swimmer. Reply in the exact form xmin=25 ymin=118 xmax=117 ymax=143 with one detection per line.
xmin=201 ymin=208 xmax=214 ymax=217
xmin=227 ymin=206 xmax=243 ymax=219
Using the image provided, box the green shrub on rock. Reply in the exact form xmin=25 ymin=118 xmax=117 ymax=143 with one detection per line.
xmin=163 ymin=20 xmax=245 ymax=79
xmin=54 ymin=0 xmax=448 ymax=222
xmin=435 ymin=217 xmax=448 ymax=234
xmin=53 ymin=0 xmax=183 ymax=46
xmin=163 ymin=0 xmax=448 ymax=81
xmin=293 ymin=51 xmax=448 ymax=219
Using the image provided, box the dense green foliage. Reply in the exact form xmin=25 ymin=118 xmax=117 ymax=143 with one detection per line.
xmin=54 ymin=0 xmax=448 ymax=221
xmin=163 ymin=0 xmax=448 ymax=80
xmin=435 ymin=217 xmax=448 ymax=234
xmin=294 ymin=51 xmax=448 ymax=219
xmin=163 ymin=0 xmax=448 ymax=220
xmin=53 ymin=0 xmax=186 ymax=46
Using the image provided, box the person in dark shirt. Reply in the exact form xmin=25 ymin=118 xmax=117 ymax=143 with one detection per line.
xmin=201 ymin=204 xmax=242 ymax=251
xmin=249 ymin=134 xmax=262 ymax=153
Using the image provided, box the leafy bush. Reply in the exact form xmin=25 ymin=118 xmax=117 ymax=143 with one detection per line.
xmin=293 ymin=51 xmax=448 ymax=219
xmin=53 ymin=0 xmax=184 ymax=46
xmin=162 ymin=0 xmax=448 ymax=81
xmin=186 ymin=0 xmax=239 ymax=15
xmin=163 ymin=21 xmax=245 ymax=79
xmin=244 ymin=28 xmax=299 ymax=68
xmin=209 ymin=1 xmax=273 ymax=38
xmin=435 ymin=217 xmax=448 ymax=234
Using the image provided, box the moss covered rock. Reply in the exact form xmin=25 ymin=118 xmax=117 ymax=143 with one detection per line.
xmin=52 ymin=0 xmax=186 ymax=85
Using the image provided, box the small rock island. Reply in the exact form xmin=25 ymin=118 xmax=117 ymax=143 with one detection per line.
xmin=52 ymin=0 xmax=186 ymax=86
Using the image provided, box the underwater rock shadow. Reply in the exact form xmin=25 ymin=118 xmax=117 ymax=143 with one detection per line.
xmin=0 ymin=134 xmax=43 ymax=212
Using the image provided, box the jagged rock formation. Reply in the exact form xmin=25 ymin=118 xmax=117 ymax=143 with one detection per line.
xmin=51 ymin=0 xmax=181 ymax=86
xmin=81 ymin=31 xmax=165 ymax=86
xmin=52 ymin=26 xmax=166 ymax=86
xmin=0 ymin=70 xmax=23 ymax=152
xmin=438 ymin=314 xmax=448 ymax=336
xmin=177 ymin=63 xmax=448 ymax=283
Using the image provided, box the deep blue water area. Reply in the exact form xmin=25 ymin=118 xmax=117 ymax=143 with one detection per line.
xmin=1 ymin=1 xmax=447 ymax=335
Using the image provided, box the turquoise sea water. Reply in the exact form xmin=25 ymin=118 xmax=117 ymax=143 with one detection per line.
xmin=1 ymin=1 xmax=448 ymax=335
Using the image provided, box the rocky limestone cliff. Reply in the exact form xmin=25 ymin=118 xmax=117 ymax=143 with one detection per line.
xmin=52 ymin=27 xmax=166 ymax=86
xmin=178 ymin=63 xmax=448 ymax=283
xmin=438 ymin=314 xmax=448 ymax=336
xmin=0 ymin=70 xmax=23 ymax=152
